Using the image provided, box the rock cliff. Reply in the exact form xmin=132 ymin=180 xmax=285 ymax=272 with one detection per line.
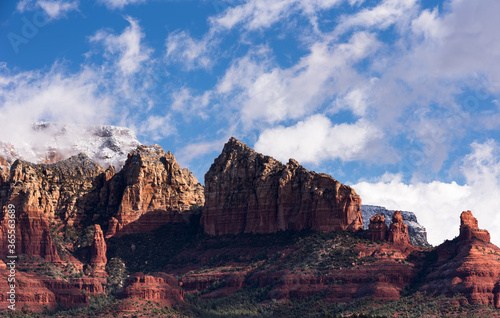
xmin=202 ymin=137 xmax=363 ymax=236
xmin=105 ymin=145 xmax=204 ymax=237
xmin=0 ymin=154 xmax=106 ymax=261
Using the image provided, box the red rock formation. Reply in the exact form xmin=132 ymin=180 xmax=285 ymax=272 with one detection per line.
xmin=107 ymin=145 xmax=204 ymax=237
xmin=118 ymin=272 xmax=185 ymax=307
xmin=0 ymin=154 xmax=106 ymax=261
xmin=0 ymin=269 xmax=105 ymax=312
xmin=202 ymin=138 xmax=363 ymax=236
xmin=0 ymin=270 xmax=58 ymax=312
xmin=43 ymin=277 xmax=106 ymax=308
xmin=387 ymin=211 xmax=410 ymax=245
xmin=459 ymin=210 xmax=490 ymax=242
xmin=420 ymin=211 xmax=500 ymax=308
xmin=90 ymin=224 xmax=107 ymax=276
xmin=367 ymin=214 xmax=388 ymax=241
xmin=0 ymin=210 xmax=60 ymax=263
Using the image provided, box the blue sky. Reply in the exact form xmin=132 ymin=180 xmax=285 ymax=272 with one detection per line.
xmin=1 ymin=0 xmax=500 ymax=246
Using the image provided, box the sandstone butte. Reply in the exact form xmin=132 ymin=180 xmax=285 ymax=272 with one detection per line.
xmin=104 ymin=145 xmax=204 ymax=238
xmin=0 ymin=139 xmax=499 ymax=314
xmin=202 ymin=137 xmax=363 ymax=235
xmin=420 ymin=211 xmax=500 ymax=308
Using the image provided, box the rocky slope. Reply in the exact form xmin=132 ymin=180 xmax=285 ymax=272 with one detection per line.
xmin=362 ymin=205 xmax=430 ymax=247
xmin=202 ymin=137 xmax=363 ymax=236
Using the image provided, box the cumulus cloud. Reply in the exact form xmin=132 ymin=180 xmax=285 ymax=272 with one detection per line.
xmin=17 ymin=0 xmax=79 ymax=20
xmin=90 ymin=16 xmax=152 ymax=76
xmin=255 ymin=114 xmax=382 ymax=164
xmin=353 ymin=140 xmax=500 ymax=247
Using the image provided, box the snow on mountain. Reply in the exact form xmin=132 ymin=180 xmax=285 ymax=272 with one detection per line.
xmin=0 ymin=122 xmax=141 ymax=170
xmin=361 ymin=205 xmax=431 ymax=247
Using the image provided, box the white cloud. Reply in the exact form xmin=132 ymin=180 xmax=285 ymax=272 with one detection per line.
xmin=98 ymin=0 xmax=146 ymax=10
xmin=0 ymin=66 xmax=113 ymax=161
xmin=334 ymin=0 xmax=418 ymax=34
xmin=90 ymin=16 xmax=152 ymax=76
xmin=352 ymin=140 xmax=500 ymax=247
xmin=212 ymin=0 xmax=344 ymax=31
xmin=254 ymin=114 xmax=382 ymax=164
xmin=218 ymin=32 xmax=379 ymax=127
xmin=137 ymin=114 xmax=175 ymax=141
xmin=17 ymin=0 xmax=79 ymax=20
xmin=171 ymin=88 xmax=211 ymax=119
xmin=332 ymin=88 xmax=370 ymax=116
xmin=176 ymin=137 xmax=228 ymax=167
xmin=165 ymin=30 xmax=216 ymax=70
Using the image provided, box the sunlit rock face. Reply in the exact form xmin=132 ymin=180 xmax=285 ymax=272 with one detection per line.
xmin=202 ymin=137 xmax=363 ymax=236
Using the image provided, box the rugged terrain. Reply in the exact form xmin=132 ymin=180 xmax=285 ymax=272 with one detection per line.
xmin=0 ymin=137 xmax=498 ymax=317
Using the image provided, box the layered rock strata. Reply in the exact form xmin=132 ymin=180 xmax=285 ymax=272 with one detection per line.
xmin=118 ymin=272 xmax=185 ymax=307
xmin=0 ymin=154 xmax=105 ymax=261
xmin=202 ymin=137 xmax=363 ymax=236
xmin=105 ymin=145 xmax=204 ymax=237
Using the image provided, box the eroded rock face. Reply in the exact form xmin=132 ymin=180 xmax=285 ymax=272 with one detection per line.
xmin=0 ymin=269 xmax=105 ymax=312
xmin=459 ymin=210 xmax=490 ymax=242
xmin=367 ymin=214 xmax=388 ymax=241
xmin=118 ymin=272 xmax=185 ymax=307
xmin=202 ymin=138 xmax=363 ymax=236
xmin=387 ymin=211 xmax=410 ymax=245
xmin=421 ymin=211 xmax=500 ymax=308
xmin=107 ymin=145 xmax=204 ymax=237
xmin=90 ymin=224 xmax=107 ymax=275
xmin=0 ymin=154 xmax=105 ymax=261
